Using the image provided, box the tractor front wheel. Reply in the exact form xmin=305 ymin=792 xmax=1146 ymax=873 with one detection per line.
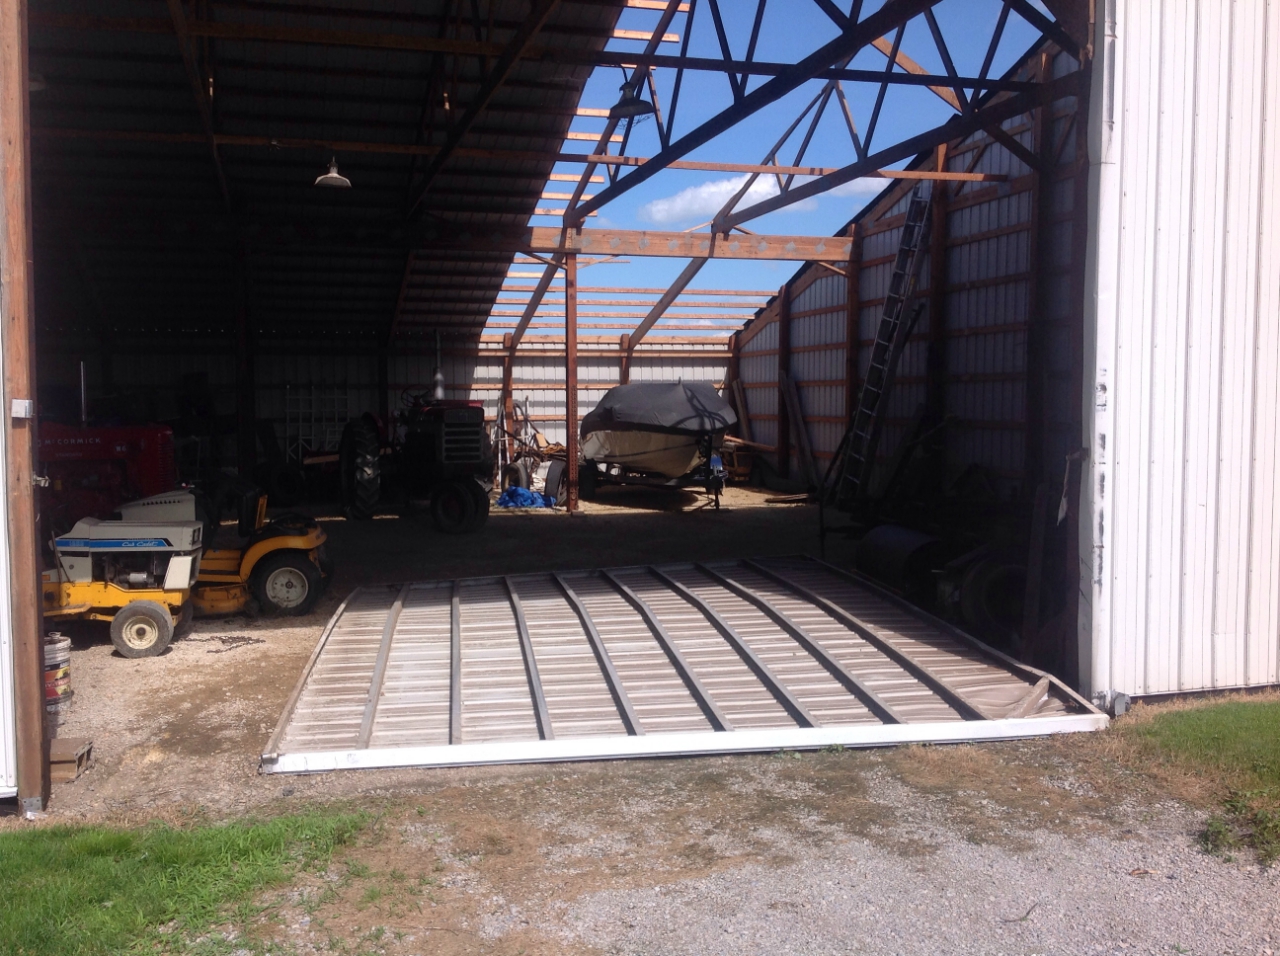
xmin=252 ymin=551 xmax=323 ymax=616
xmin=431 ymin=480 xmax=477 ymax=534
xmin=110 ymin=601 xmax=175 ymax=659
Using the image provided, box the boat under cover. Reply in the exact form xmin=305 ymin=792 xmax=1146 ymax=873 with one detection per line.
xmin=580 ymin=382 xmax=737 ymax=478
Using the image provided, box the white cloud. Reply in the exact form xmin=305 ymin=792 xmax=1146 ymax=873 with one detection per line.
xmin=638 ymin=174 xmax=887 ymax=226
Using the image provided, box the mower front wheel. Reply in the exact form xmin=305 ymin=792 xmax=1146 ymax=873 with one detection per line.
xmin=431 ymin=480 xmax=477 ymax=534
xmin=110 ymin=600 xmax=175 ymax=659
xmin=252 ymin=551 xmax=323 ymax=616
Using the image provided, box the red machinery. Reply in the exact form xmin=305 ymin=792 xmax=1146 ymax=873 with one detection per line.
xmin=39 ymin=422 xmax=177 ymax=536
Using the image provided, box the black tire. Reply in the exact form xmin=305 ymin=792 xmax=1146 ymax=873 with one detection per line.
xmin=579 ymin=461 xmax=598 ymax=500
xmin=431 ymin=480 xmax=477 ymax=534
xmin=339 ymin=417 xmax=381 ymax=520
xmin=110 ymin=600 xmax=175 ymax=659
xmin=173 ymin=601 xmax=195 ymax=638
xmin=251 ymin=550 xmax=323 ymax=616
xmin=463 ymin=479 xmax=490 ymax=531
xmin=500 ymin=460 xmax=530 ymax=491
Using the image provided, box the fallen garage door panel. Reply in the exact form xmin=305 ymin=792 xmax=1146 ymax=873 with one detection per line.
xmin=262 ymin=556 xmax=1106 ymax=773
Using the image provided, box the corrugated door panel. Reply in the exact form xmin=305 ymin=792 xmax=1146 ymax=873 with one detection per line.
xmin=278 ymin=589 xmax=397 ymax=753
xmin=723 ymin=566 xmax=962 ymax=723
xmin=610 ymin=568 xmax=792 ymax=729
xmin=514 ymin=575 xmax=627 ymax=739
xmin=661 ymin=565 xmax=876 ymax=726
xmin=458 ymin=581 xmax=540 ymax=744
xmin=368 ymin=586 xmax=452 ymax=749
xmin=566 ymin=574 xmax=711 ymax=734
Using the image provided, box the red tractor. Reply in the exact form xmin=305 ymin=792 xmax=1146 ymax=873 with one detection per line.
xmin=38 ymin=422 xmax=177 ymax=537
xmin=339 ymin=392 xmax=493 ymax=533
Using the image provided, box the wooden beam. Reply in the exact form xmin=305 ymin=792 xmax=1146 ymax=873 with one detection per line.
xmin=777 ymin=285 xmax=792 ymax=479
xmin=30 ymin=12 xmax=1050 ymax=93
xmin=626 ymin=256 xmax=708 ymax=351
xmin=721 ymin=69 xmax=1084 ymax=228
xmin=926 ymin=145 xmax=948 ymax=423
xmin=1 ymin=0 xmax=50 ymax=812
xmin=29 ymin=127 xmax=1008 ymax=183
xmin=164 ymin=0 xmax=230 ymax=204
xmin=514 ymin=0 xmax=686 ymax=353
xmin=845 ymin=225 xmax=861 ymax=429
xmin=564 ymin=253 xmax=579 ymax=511
xmin=523 ymin=228 xmax=853 ymax=261
xmin=871 ymin=35 xmax=960 ymax=110
xmin=405 ymin=0 xmax=561 ymax=218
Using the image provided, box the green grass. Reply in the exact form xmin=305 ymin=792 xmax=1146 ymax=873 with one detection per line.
xmin=1126 ymin=699 xmax=1280 ymax=864
xmin=0 ymin=812 xmax=365 ymax=956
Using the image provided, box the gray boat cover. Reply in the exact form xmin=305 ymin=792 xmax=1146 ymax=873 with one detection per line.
xmin=580 ymin=382 xmax=737 ymax=437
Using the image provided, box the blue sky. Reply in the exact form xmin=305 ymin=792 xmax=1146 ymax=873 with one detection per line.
xmin=496 ymin=1 xmax=1051 ymax=335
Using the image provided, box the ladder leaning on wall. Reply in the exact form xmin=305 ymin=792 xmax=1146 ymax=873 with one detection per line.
xmin=827 ymin=186 xmax=932 ymax=511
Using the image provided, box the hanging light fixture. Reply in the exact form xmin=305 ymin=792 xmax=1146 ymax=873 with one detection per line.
xmin=314 ymin=157 xmax=351 ymax=188
xmin=608 ymin=81 xmax=655 ymax=120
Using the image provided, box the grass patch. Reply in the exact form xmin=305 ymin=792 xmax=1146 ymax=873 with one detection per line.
xmin=1118 ymin=698 xmax=1280 ymax=864
xmin=0 ymin=811 xmax=365 ymax=956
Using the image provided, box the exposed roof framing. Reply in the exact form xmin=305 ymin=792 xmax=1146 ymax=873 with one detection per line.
xmin=30 ymin=0 xmax=1086 ymax=353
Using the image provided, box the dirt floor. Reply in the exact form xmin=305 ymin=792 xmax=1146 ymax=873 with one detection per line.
xmin=10 ymin=487 xmax=1280 ymax=955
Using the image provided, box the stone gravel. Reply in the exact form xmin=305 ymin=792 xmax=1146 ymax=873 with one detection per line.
xmin=549 ymin=774 xmax=1280 ymax=956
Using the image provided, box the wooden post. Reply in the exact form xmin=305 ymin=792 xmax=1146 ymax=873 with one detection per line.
xmin=618 ymin=333 xmax=630 ymax=385
xmin=500 ymin=332 xmax=515 ymax=464
xmin=234 ymin=257 xmax=256 ymax=478
xmin=925 ymin=144 xmax=949 ymax=424
xmin=1 ymin=0 xmax=50 ymax=811
xmin=776 ymin=285 xmax=791 ymax=478
xmin=564 ymin=253 xmax=579 ymax=511
xmin=844 ymin=225 xmax=861 ymax=429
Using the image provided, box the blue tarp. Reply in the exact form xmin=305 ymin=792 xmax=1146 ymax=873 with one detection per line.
xmin=496 ymin=486 xmax=556 ymax=509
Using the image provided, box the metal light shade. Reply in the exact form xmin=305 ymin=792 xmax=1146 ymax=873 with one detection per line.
xmin=314 ymin=157 xmax=351 ymax=188
xmin=608 ymin=83 xmax=655 ymax=120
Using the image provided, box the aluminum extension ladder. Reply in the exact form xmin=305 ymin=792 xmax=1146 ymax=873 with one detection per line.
xmin=832 ymin=187 xmax=931 ymax=508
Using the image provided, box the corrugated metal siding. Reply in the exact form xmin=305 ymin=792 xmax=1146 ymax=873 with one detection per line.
xmin=1082 ymin=0 xmax=1280 ymax=700
xmin=72 ymin=341 xmax=726 ymax=457
xmin=732 ymin=50 xmax=1084 ymax=495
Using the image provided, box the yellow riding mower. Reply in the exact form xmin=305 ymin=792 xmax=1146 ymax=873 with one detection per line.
xmin=42 ymin=489 xmax=331 ymax=658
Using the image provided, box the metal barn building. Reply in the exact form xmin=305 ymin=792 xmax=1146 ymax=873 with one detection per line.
xmin=2 ymin=1 xmax=1278 ymax=807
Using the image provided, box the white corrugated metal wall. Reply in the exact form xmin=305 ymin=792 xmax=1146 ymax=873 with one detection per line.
xmin=81 ymin=339 xmax=727 ymax=458
xmin=735 ymin=48 xmax=1082 ymax=497
xmin=1081 ymin=0 xmax=1280 ymax=702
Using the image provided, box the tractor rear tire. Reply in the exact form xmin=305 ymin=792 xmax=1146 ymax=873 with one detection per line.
xmin=174 ymin=601 xmax=195 ymax=638
xmin=431 ymin=480 xmax=477 ymax=534
xmin=463 ymin=479 xmax=490 ymax=531
xmin=340 ymin=416 xmax=381 ymax=520
xmin=252 ymin=551 xmax=323 ymax=616
xmin=579 ymin=461 xmax=598 ymax=500
xmin=110 ymin=600 xmax=175 ymax=659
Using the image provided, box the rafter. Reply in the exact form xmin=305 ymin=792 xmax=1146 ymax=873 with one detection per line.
xmin=164 ymin=0 xmax=229 ymax=205
xmin=718 ymin=69 xmax=1083 ymax=229
xmin=568 ymin=0 xmax=942 ymax=222
xmin=404 ymin=0 xmax=561 ymax=219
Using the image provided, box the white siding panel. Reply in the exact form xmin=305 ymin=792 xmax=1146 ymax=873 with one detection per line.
xmin=1083 ymin=0 xmax=1280 ymax=702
